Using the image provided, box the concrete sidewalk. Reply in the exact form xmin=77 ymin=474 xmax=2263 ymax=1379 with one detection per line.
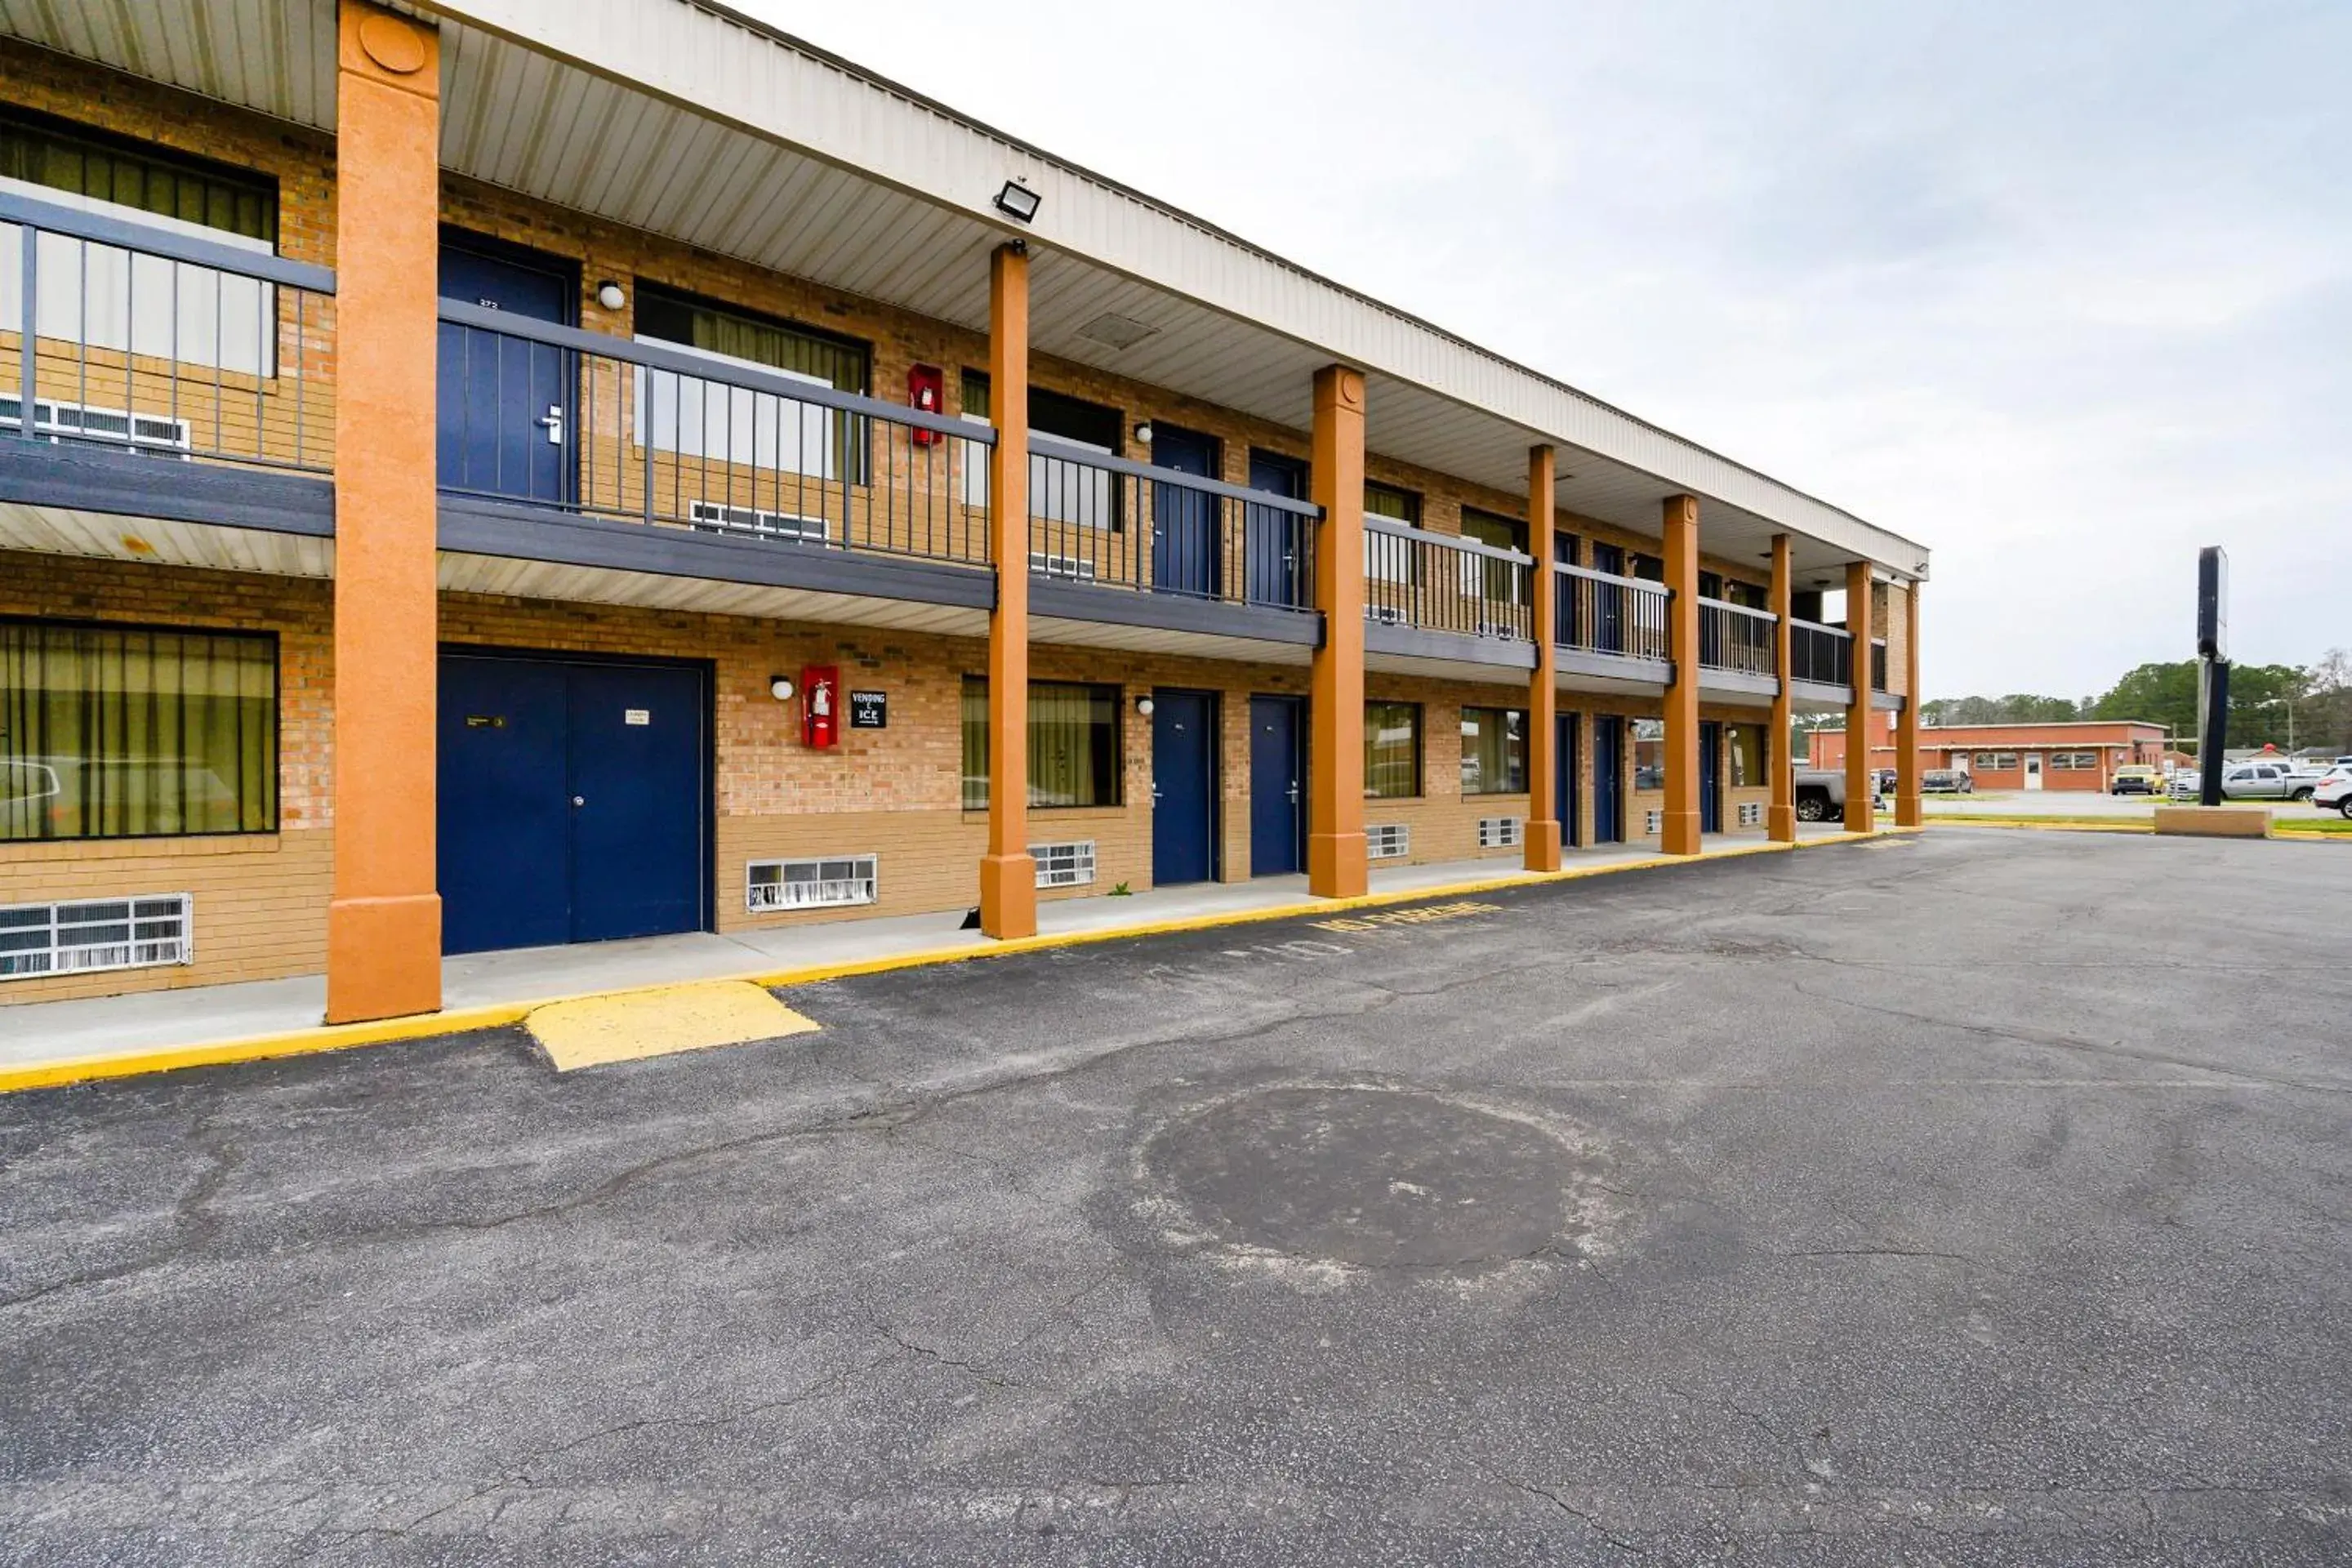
xmin=0 ymin=825 xmax=1861 ymax=1088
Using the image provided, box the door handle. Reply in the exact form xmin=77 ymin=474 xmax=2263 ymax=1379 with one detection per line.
xmin=537 ymin=403 xmax=565 ymax=446
xmin=1287 ymin=784 xmax=1299 ymax=804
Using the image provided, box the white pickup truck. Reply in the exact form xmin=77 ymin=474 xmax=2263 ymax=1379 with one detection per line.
xmin=2216 ymin=760 xmax=2328 ymax=802
xmin=1792 ymin=768 xmax=1884 ymax=822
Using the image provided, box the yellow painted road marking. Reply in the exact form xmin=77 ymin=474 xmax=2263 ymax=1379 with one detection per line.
xmin=526 ymin=981 xmax=819 ymax=1071
xmin=1311 ymin=900 xmax=1503 ymax=933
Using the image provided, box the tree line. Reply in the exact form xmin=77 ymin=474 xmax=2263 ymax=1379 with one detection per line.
xmin=1921 ymin=651 xmax=2352 ymax=752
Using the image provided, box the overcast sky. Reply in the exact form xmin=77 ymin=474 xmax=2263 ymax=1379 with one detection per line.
xmin=751 ymin=0 xmax=2349 ymax=700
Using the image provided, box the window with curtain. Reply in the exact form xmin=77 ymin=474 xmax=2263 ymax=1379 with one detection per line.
xmin=1460 ymin=706 xmax=1527 ymax=795
xmin=1364 ymin=481 xmax=1423 ymax=589
xmin=2 ymin=620 xmax=278 ymax=841
xmin=1459 ymin=509 xmax=1529 ymax=611
xmin=0 ymin=109 xmax=281 ymax=380
xmin=958 ymin=372 xmax=1122 ymax=528
xmin=1724 ymin=723 xmax=1765 ymax=788
xmin=1632 ymin=717 xmax=1665 ymax=790
xmin=960 ymin=677 xmax=1122 ymax=810
xmin=634 ymin=286 xmax=871 ymax=485
xmin=1365 ymin=701 xmax=1422 ymax=799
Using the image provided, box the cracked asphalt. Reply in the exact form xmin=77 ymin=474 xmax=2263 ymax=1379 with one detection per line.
xmin=2 ymin=830 xmax=2349 ymax=1565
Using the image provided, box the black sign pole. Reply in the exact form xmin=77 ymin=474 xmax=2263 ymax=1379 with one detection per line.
xmin=2198 ymin=657 xmax=2230 ymax=807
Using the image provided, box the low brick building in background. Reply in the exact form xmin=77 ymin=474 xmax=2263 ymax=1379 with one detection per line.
xmin=1811 ymin=715 xmax=2167 ymax=792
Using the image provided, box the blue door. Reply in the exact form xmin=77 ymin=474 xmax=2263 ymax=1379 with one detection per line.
xmin=1592 ymin=715 xmax=1624 ymax=843
xmin=568 ymin=664 xmax=707 ymax=942
xmin=438 ymin=653 xmax=709 ymax=955
xmin=1591 ymin=542 xmax=1625 ymax=654
xmin=1250 ymin=694 xmax=1304 ymax=876
xmin=1152 ymin=689 xmax=1218 ymax=885
xmin=1699 ymin=720 xmax=1722 ymax=833
xmin=439 ymin=656 xmax=572 ymax=954
xmin=1557 ymin=711 xmax=1581 ymax=849
xmin=438 ymin=238 xmax=574 ymax=504
xmin=1152 ymin=426 xmax=1220 ymax=599
xmin=1245 ymin=451 xmax=1307 ymax=608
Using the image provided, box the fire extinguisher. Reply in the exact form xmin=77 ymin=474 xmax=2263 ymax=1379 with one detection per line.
xmin=908 ymin=363 xmax=943 ymax=447
xmin=803 ymin=665 xmax=839 ymax=748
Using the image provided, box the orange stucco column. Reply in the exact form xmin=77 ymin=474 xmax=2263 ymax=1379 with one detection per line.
xmin=1523 ymin=445 xmax=1561 ymax=871
xmin=1895 ymin=581 xmax=1923 ymax=826
xmin=1307 ymin=365 xmax=1368 ymax=898
xmin=1767 ymin=532 xmax=1797 ymax=843
xmin=978 ymin=243 xmax=1037 ymax=938
xmin=1842 ymin=559 xmax=1876 ymax=833
xmin=1659 ymin=495 xmax=1702 ymax=855
xmin=326 ymin=2 xmax=442 ymax=1024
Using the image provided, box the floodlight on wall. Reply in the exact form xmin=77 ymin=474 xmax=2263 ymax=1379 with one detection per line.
xmin=993 ymin=180 xmax=1042 ymax=224
xmin=1134 ymin=695 xmax=1156 ymax=717
xmin=1133 ymin=422 xmax=1154 ymax=445
xmin=595 ymin=280 xmax=626 ymax=311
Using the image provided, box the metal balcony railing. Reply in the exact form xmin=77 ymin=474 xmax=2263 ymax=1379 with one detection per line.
xmin=1024 ymin=433 xmax=1319 ymax=612
xmin=1698 ymin=597 xmax=1778 ymax=676
xmin=2 ymin=189 xmax=336 ymax=474
xmin=434 ymin=301 xmax=991 ymax=568
xmin=1554 ymin=560 xmax=1670 ymax=662
xmin=1364 ymin=517 xmax=1534 ymax=639
xmin=1789 ymin=617 xmax=1855 ymax=687
xmin=1870 ymin=638 xmax=1889 ymax=693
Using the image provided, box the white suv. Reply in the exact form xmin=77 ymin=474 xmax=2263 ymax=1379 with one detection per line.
xmin=2313 ymin=768 xmax=2352 ymax=820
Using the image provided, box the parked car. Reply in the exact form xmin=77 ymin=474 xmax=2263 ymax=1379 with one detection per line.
xmin=2110 ymin=765 xmax=2161 ymax=795
xmin=1793 ymin=768 xmax=1882 ymax=822
xmin=1922 ymin=768 xmax=1972 ymax=794
xmin=2315 ymin=771 xmax=2352 ymax=820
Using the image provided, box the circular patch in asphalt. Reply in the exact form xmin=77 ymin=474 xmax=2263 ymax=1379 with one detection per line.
xmin=1142 ymin=1085 xmax=1593 ymax=1271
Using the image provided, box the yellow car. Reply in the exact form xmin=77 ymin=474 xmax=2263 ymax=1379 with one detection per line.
xmin=2110 ymin=765 xmax=2161 ymax=796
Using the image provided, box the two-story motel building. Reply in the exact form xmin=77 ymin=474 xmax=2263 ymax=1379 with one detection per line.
xmin=0 ymin=0 xmax=1929 ymax=1024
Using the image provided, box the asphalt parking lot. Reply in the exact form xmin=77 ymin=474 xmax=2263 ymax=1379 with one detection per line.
xmin=2 ymin=831 xmax=2348 ymax=1566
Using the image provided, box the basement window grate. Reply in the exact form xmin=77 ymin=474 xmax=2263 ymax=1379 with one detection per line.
xmin=1031 ymin=840 xmax=1097 ymax=889
xmin=1477 ymin=816 xmax=1523 ymax=849
xmin=746 ymin=856 xmax=877 ymax=912
xmin=1366 ymin=824 xmax=1410 ymax=860
xmin=0 ymin=893 xmax=193 ymax=979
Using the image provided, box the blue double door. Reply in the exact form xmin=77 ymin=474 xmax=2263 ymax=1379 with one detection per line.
xmin=437 ymin=234 xmax=576 ymax=505
xmin=439 ymin=653 xmax=710 ymax=955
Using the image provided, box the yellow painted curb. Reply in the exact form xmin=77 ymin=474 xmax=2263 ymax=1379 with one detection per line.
xmin=528 ymin=980 xmax=818 ymax=1071
xmin=0 ymin=1001 xmax=534 ymax=1096
xmin=0 ymin=831 xmax=1882 ymax=1094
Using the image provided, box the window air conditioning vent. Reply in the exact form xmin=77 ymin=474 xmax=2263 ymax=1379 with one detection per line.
xmin=746 ymin=855 xmax=877 ymax=911
xmin=1366 ymin=823 xmax=1410 ymax=860
xmin=0 ymin=893 xmax=193 ymax=979
xmin=688 ymin=500 xmax=828 ymax=543
xmin=1031 ymin=840 xmax=1097 ymax=889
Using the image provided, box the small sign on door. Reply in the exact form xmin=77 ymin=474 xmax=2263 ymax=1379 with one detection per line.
xmin=624 ymin=709 xmax=650 ymax=726
xmin=849 ymin=691 xmax=887 ymax=729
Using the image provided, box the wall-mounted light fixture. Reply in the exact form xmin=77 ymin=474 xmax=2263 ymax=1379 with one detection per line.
xmin=1134 ymin=695 xmax=1156 ymax=717
xmin=1132 ymin=421 xmax=1153 ymax=445
xmin=993 ymin=180 xmax=1041 ymax=224
xmin=595 ymin=280 xmax=626 ymax=311
xmin=768 ymin=675 xmax=796 ymax=702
